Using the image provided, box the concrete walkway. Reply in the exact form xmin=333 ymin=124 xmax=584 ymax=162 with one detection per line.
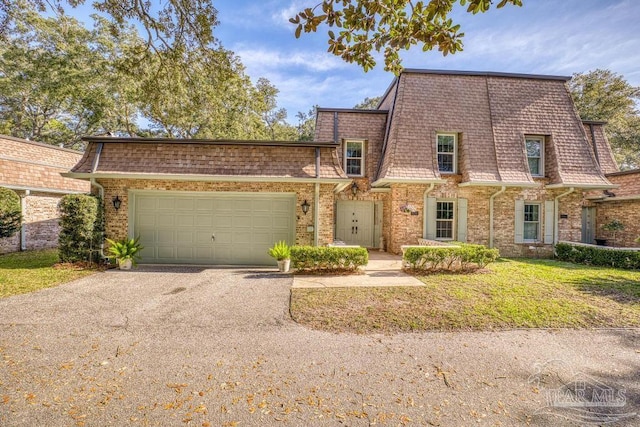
xmin=292 ymin=250 xmax=425 ymax=288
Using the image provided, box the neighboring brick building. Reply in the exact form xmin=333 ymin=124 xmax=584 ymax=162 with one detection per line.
xmin=66 ymin=69 xmax=622 ymax=264
xmin=0 ymin=135 xmax=90 ymax=254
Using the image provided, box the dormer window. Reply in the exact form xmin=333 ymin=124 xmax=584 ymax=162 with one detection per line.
xmin=525 ymin=136 xmax=544 ymax=177
xmin=344 ymin=140 xmax=365 ymax=176
xmin=437 ymin=133 xmax=457 ymax=174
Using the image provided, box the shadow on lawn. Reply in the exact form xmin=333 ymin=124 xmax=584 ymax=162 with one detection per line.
xmin=571 ymin=276 xmax=640 ymax=305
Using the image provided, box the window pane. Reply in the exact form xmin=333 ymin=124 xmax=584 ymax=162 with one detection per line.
xmin=524 ymin=204 xmax=539 ymax=222
xmin=346 ymin=141 xmax=362 ymax=157
xmin=436 ymin=221 xmax=453 ymax=239
xmin=346 ymin=159 xmax=361 ymax=175
xmin=526 ymin=140 xmax=541 ymax=157
xmin=438 ymin=153 xmax=454 ymax=172
xmin=524 ymin=222 xmax=539 ymax=240
xmin=436 ymin=202 xmax=454 ymax=220
xmin=437 ymin=136 xmax=455 ymax=153
xmin=528 ymin=158 xmax=540 ymax=175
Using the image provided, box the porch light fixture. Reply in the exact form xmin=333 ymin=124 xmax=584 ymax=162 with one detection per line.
xmin=350 ymin=181 xmax=359 ymax=197
xmin=301 ymin=199 xmax=310 ymax=215
xmin=112 ymin=195 xmax=122 ymax=211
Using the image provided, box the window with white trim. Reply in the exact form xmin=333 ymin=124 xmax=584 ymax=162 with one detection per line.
xmin=525 ymin=136 xmax=544 ymax=177
xmin=523 ymin=203 xmax=540 ymax=241
xmin=436 ymin=201 xmax=455 ymax=240
xmin=437 ymin=133 xmax=457 ymax=173
xmin=344 ymin=140 xmax=364 ymax=176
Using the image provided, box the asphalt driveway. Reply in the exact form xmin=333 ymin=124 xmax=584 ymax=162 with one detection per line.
xmin=1 ymin=267 xmax=638 ymax=426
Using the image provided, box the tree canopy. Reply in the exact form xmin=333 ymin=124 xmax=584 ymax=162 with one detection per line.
xmin=0 ymin=187 xmax=21 ymax=239
xmin=569 ymin=69 xmax=640 ymax=170
xmin=290 ymin=0 xmax=522 ymax=73
xmin=0 ymin=5 xmax=303 ymax=148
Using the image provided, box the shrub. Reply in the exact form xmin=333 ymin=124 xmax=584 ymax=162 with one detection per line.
xmin=290 ymin=246 xmax=368 ymax=273
xmin=58 ymin=194 xmax=104 ymax=263
xmin=554 ymin=242 xmax=640 ymax=269
xmin=0 ymin=187 xmax=22 ymax=238
xmin=403 ymin=244 xmax=499 ymax=272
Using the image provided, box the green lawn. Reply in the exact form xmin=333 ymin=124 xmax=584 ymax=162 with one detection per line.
xmin=290 ymin=258 xmax=640 ymax=333
xmin=0 ymin=249 xmax=98 ymax=298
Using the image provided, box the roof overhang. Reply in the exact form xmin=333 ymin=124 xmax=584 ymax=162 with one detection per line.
xmin=545 ymin=183 xmax=618 ymax=190
xmin=458 ymin=181 xmax=538 ymax=188
xmin=371 ymin=178 xmax=447 ymax=188
xmin=1 ymin=183 xmax=87 ymax=195
xmin=81 ymin=136 xmax=340 ymax=148
xmin=593 ymin=195 xmax=640 ymax=203
xmin=63 ymin=172 xmax=351 ymax=186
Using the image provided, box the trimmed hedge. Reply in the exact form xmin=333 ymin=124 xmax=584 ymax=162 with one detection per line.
xmin=290 ymin=246 xmax=368 ymax=273
xmin=555 ymin=242 xmax=640 ymax=270
xmin=0 ymin=187 xmax=22 ymax=238
xmin=403 ymin=244 xmax=499 ymax=272
xmin=58 ymin=194 xmax=104 ymax=263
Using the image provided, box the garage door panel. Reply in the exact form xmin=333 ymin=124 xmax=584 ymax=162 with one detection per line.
xmin=134 ymin=193 xmax=294 ymax=265
xmin=157 ymin=230 xmax=174 ymax=243
xmin=157 ymin=198 xmax=175 ymax=210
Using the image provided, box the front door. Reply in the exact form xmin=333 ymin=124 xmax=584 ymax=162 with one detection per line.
xmin=335 ymin=201 xmax=374 ymax=247
xmin=581 ymin=207 xmax=596 ymax=244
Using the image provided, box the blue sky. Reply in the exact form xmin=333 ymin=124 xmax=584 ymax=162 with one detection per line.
xmin=210 ymin=0 xmax=640 ymax=121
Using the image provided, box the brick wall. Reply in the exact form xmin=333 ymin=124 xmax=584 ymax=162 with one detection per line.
xmin=596 ymin=200 xmax=640 ymax=248
xmin=0 ymin=191 xmax=65 ymax=254
xmin=97 ymin=179 xmax=336 ymax=246
xmin=383 ymin=178 xmax=586 ymax=257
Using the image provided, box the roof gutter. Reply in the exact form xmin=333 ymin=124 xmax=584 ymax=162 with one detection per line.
xmin=546 ymin=183 xmax=617 ymax=190
xmin=62 ymin=172 xmax=351 ymax=185
xmin=371 ymin=178 xmax=447 ymax=187
xmin=458 ymin=181 xmax=538 ymax=188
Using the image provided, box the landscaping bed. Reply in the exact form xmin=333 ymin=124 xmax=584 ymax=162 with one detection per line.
xmin=290 ymin=258 xmax=640 ymax=334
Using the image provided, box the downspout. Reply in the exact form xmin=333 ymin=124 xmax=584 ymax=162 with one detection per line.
xmin=554 ymin=187 xmax=575 ymax=244
xmin=314 ymin=182 xmax=320 ymax=246
xmin=422 ymin=183 xmax=436 ymax=238
xmin=489 ymin=186 xmax=506 ymax=248
xmin=20 ymin=190 xmax=29 ymax=251
xmin=315 ymin=147 xmax=320 ymax=178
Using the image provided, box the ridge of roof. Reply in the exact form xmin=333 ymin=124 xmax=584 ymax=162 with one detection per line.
xmin=401 ymin=69 xmax=571 ymax=81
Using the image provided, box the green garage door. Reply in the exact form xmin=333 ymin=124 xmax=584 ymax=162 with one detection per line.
xmin=132 ymin=192 xmax=295 ymax=265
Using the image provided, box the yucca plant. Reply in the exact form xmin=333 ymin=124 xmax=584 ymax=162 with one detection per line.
xmin=268 ymin=240 xmax=291 ymax=261
xmin=106 ymin=236 xmax=144 ymax=268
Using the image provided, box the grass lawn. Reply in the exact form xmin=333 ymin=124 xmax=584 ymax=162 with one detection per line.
xmin=0 ymin=249 xmax=98 ymax=298
xmin=290 ymin=258 xmax=640 ymax=333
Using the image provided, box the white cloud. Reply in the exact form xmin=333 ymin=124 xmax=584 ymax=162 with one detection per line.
xmin=235 ymin=47 xmax=350 ymax=73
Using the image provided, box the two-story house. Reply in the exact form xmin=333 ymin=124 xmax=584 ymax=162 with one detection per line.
xmin=65 ymin=69 xmax=618 ymax=264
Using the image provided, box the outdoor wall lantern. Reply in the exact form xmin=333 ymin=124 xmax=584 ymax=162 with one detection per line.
xmin=350 ymin=181 xmax=359 ymax=197
xmin=301 ymin=199 xmax=310 ymax=215
xmin=112 ymin=195 xmax=122 ymax=211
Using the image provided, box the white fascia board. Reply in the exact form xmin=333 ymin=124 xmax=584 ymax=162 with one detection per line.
xmin=62 ymin=172 xmax=351 ymax=185
xmin=1 ymin=184 xmax=87 ymax=195
xmin=458 ymin=181 xmax=538 ymax=188
xmin=371 ymin=178 xmax=447 ymax=187
xmin=545 ymin=183 xmax=619 ymax=190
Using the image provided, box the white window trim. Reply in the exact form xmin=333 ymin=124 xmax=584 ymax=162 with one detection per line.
xmin=435 ymin=199 xmax=456 ymax=241
xmin=344 ymin=139 xmax=365 ymax=177
xmin=436 ymin=133 xmax=457 ymax=174
xmin=523 ymin=202 xmax=541 ymax=243
xmin=525 ymin=135 xmax=545 ymax=177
